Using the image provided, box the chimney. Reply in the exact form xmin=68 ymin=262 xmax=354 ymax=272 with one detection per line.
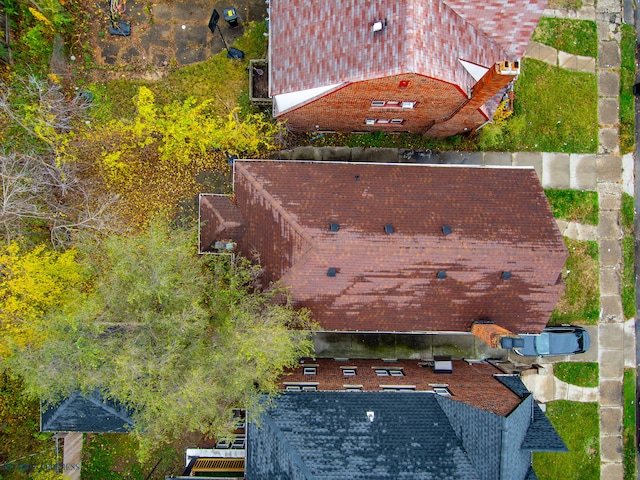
xmin=425 ymin=60 xmax=520 ymax=136
xmin=465 ymin=61 xmax=520 ymax=110
xmin=471 ymin=321 xmax=522 ymax=349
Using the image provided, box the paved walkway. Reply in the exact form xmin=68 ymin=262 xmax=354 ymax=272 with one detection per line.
xmin=521 ymin=364 xmax=600 ymax=403
xmin=524 ymin=40 xmax=596 ymax=73
xmin=61 ymin=432 xmax=82 ymax=480
xmin=79 ymin=0 xmax=267 ymax=76
xmin=556 ymin=219 xmax=598 ymax=241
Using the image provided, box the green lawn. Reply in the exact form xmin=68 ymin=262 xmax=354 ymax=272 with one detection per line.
xmin=545 ymin=189 xmax=599 ymax=225
xmin=505 ymin=58 xmax=598 ymax=153
xmin=551 ymin=238 xmax=599 ymax=324
xmin=533 ymin=401 xmax=600 ymax=480
xmin=621 ymin=193 xmax=636 ymax=319
xmin=624 ymin=369 xmax=637 ymax=480
xmin=554 ymin=362 xmax=598 ymax=387
xmin=532 ymin=18 xmax=597 ymax=57
xmin=620 ymin=24 xmax=636 ymax=154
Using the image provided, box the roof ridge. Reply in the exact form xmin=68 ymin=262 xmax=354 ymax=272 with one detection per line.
xmin=261 ymin=406 xmax=319 ymax=479
xmin=41 ymin=394 xmax=76 ymax=431
xmin=87 ymin=391 xmax=133 ymax=425
xmin=235 ymin=163 xmax=316 ymax=249
xmin=441 ymin=0 xmax=531 ymax=58
xmin=440 ymin=0 xmax=510 ymax=59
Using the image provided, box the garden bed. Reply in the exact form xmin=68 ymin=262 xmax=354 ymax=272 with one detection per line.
xmin=249 ymin=59 xmax=271 ymax=106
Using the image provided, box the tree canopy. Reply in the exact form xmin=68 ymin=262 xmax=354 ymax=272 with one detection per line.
xmin=0 ymin=243 xmax=84 ymax=357
xmin=7 ymin=221 xmax=314 ymax=456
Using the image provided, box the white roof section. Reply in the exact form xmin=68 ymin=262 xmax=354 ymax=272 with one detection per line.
xmin=459 ymin=59 xmax=490 ymax=81
xmin=274 ymin=83 xmax=343 ymax=114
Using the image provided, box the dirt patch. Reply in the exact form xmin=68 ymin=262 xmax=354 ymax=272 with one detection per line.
xmin=73 ymin=0 xmax=268 ymax=82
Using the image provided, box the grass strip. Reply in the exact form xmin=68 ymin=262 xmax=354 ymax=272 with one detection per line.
xmin=624 ymin=369 xmax=637 ymax=480
xmin=621 ymin=193 xmax=636 ymax=319
xmin=554 ymin=362 xmax=598 ymax=387
xmin=532 ymin=18 xmax=597 ymax=58
xmin=620 ymin=24 xmax=636 ymax=155
xmin=546 ymin=0 xmax=583 ymax=9
xmin=551 ymin=238 xmax=599 ymax=325
xmin=545 ymin=189 xmax=599 ymax=225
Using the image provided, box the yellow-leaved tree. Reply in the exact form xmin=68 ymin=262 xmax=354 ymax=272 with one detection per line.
xmin=101 ymin=85 xmax=282 ymax=178
xmin=76 ymin=85 xmax=284 ymax=226
xmin=0 ymin=243 xmax=84 ymax=357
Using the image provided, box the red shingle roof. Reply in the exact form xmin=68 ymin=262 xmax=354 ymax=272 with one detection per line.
xmin=202 ymin=160 xmax=567 ymax=334
xmin=269 ymin=0 xmax=546 ymax=96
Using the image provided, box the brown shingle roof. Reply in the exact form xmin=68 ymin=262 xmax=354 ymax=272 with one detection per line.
xmin=224 ymin=161 xmax=566 ymax=334
xmin=269 ymin=0 xmax=545 ymax=97
xmin=281 ymin=358 xmax=522 ymax=417
xmin=199 ymin=194 xmax=247 ymax=253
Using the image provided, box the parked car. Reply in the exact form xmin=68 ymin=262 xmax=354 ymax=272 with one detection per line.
xmin=513 ymin=325 xmax=590 ymax=357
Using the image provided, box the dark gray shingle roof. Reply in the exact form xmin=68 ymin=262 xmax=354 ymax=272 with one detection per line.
xmin=495 ymin=375 xmax=531 ymax=399
xmin=435 ymin=394 xmax=503 ymax=479
xmin=41 ymin=391 xmax=133 ymax=433
xmin=521 ymin=403 xmax=568 ymax=452
xmin=525 ymin=466 xmax=539 ymax=480
xmin=248 ymin=388 xmax=566 ymax=480
xmin=247 ymin=392 xmax=481 ymax=480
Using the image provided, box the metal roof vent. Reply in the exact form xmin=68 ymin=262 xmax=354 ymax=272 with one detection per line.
xmin=371 ymin=19 xmax=386 ymax=32
xmin=327 ymin=268 xmax=337 ymax=277
xmin=367 ymin=411 xmax=375 ymax=422
xmin=501 ymin=271 xmax=512 ymax=280
xmin=354 ymin=174 xmax=360 ymax=180
xmin=330 ymin=223 xmax=339 ymax=232
xmin=384 ymin=225 xmax=394 ymax=234
xmin=437 ymin=270 xmax=447 ymax=279
xmin=442 ymin=225 xmax=452 ymax=235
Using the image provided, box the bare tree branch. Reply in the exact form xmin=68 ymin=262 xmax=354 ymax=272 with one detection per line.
xmin=0 ymin=76 xmax=121 ymax=247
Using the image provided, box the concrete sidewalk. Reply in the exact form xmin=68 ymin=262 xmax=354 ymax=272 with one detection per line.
xmin=555 ymin=220 xmax=598 ymax=241
xmin=497 ymin=2 xmax=633 ymax=477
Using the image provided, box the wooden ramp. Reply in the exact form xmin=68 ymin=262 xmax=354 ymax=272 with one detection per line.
xmin=61 ymin=432 xmax=83 ymax=480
